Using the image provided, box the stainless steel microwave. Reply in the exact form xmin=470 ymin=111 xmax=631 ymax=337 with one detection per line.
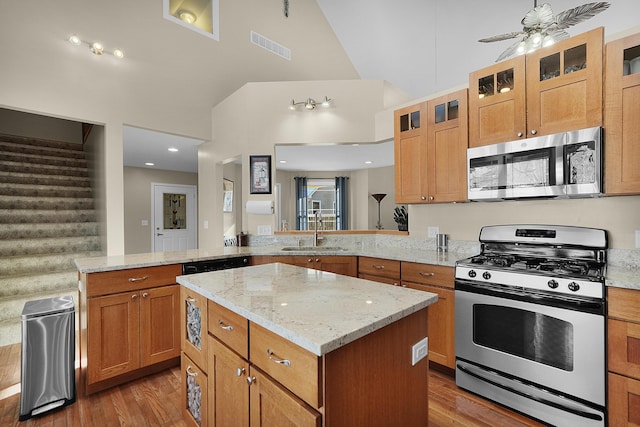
xmin=467 ymin=126 xmax=602 ymax=201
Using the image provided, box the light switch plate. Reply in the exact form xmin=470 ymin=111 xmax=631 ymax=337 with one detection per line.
xmin=411 ymin=337 xmax=428 ymax=366
xmin=141 ymin=219 xmax=148 ymax=226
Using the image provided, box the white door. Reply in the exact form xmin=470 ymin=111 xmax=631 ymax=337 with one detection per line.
xmin=153 ymin=183 xmax=197 ymax=252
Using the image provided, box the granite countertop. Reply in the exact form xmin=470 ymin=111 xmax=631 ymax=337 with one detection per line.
xmin=177 ymin=262 xmax=438 ymax=356
xmin=74 ymin=245 xmax=640 ymax=290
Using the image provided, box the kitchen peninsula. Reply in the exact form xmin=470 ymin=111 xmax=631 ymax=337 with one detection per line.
xmin=178 ymin=263 xmax=437 ymax=426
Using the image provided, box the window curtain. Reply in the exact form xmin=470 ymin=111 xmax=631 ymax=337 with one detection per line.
xmin=335 ymin=176 xmax=349 ymax=230
xmin=294 ymin=176 xmax=308 ymax=230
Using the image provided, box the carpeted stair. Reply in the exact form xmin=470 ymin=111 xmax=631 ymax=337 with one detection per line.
xmin=0 ymin=134 xmax=102 ymax=346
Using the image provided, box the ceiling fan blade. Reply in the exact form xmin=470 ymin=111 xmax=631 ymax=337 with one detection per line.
xmin=554 ymin=2 xmax=610 ymax=30
xmin=495 ymin=39 xmax=524 ymax=62
xmin=479 ymin=32 xmax=525 ymax=43
xmin=521 ymin=3 xmax=555 ymax=29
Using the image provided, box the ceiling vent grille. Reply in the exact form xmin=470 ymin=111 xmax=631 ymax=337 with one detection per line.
xmin=250 ymin=31 xmax=291 ymax=61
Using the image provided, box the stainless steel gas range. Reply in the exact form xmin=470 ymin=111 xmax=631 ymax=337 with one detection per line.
xmin=455 ymin=224 xmax=607 ymax=426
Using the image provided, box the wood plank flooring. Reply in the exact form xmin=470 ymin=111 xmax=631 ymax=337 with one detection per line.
xmin=1 ymin=344 xmax=544 ymax=426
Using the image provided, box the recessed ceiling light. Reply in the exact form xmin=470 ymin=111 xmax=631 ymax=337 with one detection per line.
xmin=364 ymin=160 xmax=372 ymax=164
xmin=279 ymin=160 xmax=287 ymax=164
xmin=145 ymin=162 xmax=155 ymax=166
xmin=168 ymin=147 xmax=179 ymax=152
xmin=177 ymin=10 xmax=196 ymax=24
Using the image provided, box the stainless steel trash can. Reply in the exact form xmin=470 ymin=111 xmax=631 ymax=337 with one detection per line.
xmin=20 ymin=295 xmax=76 ymax=420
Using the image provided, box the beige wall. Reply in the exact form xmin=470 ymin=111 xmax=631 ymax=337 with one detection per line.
xmin=0 ymin=108 xmax=83 ymax=144
xmin=123 ymin=167 xmax=198 ymax=254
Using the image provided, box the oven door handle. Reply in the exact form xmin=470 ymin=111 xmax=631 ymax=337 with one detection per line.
xmin=456 ymin=362 xmax=603 ymax=422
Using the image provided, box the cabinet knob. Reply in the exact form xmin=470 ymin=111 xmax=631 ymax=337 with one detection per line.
xmin=315 ymin=258 xmax=320 ymax=262
xmin=429 ymin=196 xmax=434 ymax=201
xmin=131 ymin=294 xmax=138 ymax=300
xmin=421 ymin=196 xmax=426 ymax=200
xmin=517 ymin=132 xmax=523 ymax=137
xmin=236 ymin=367 xmax=246 ymax=377
xmin=246 ymin=376 xmax=256 ymax=385
xmin=142 ymin=292 xmax=149 ymax=298
xmin=530 ymin=129 xmax=537 ymax=135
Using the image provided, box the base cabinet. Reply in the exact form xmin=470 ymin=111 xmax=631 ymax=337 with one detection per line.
xmin=182 ymin=352 xmax=208 ymax=427
xmin=607 ymin=286 xmax=640 ymax=426
xmin=80 ymin=264 xmax=182 ymax=394
xmin=209 ymin=337 xmax=249 ymax=427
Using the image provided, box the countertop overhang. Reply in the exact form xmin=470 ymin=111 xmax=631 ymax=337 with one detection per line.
xmin=177 ymin=262 xmax=438 ymax=356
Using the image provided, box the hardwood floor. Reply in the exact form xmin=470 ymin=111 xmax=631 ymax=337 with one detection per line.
xmin=1 ymin=344 xmax=543 ymax=426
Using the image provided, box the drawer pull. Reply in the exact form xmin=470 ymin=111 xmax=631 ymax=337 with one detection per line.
xmin=218 ymin=319 xmax=234 ymax=331
xmin=267 ymin=349 xmax=291 ymax=367
xmin=186 ymin=365 xmax=198 ymax=377
xmin=419 ymin=272 xmax=435 ymax=277
xmin=128 ymin=275 xmax=149 ymax=282
xmin=373 ymin=264 xmax=385 ymax=269
xmin=236 ymin=367 xmax=245 ymax=377
xmin=186 ymin=296 xmax=197 ymax=303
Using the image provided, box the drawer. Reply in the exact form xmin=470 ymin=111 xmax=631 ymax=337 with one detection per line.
xmin=358 ymin=257 xmax=400 ymax=280
xmin=86 ymin=264 xmax=182 ymax=297
xmin=608 ymin=318 xmax=640 ymax=381
xmin=608 ymin=287 xmax=640 ymax=323
xmin=208 ymin=300 xmax=249 ymax=359
xmin=249 ymin=322 xmax=321 ymax=409
xmin=608 ymin=372 xmax=640 ymax=426
xmin=401 ymin=262 xmax=453 ymax=288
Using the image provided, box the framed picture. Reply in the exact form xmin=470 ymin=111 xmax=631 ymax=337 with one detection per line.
xmin=249 ymin=155 xmax=272 ymax=194
xmin=223 ymin=178 xmax=233 ymax=212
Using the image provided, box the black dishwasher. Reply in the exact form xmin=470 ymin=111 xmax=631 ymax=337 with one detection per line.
xmin=182 ymin=257 xmax=249 ymax=275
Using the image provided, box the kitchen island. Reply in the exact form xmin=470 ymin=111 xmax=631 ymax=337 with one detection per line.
xmin=177 ymin=262 xmax=438 ymax=426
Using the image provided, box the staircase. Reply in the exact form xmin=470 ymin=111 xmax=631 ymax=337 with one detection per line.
xmin=0 ymin=134 xmax=102 ymax=346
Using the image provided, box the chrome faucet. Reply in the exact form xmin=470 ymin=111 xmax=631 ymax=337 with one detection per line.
xmin=313 ymin=211 xmax=324 ymax=247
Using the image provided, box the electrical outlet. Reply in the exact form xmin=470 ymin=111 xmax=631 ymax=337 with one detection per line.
xmin=636 ymin=230 xmax=640 ymax=248
xmin=427 ymin=226 xmax=439 ymax=238
xmin=257 ymin=225 xmax=272 ymax=235
xmin=411 ymin=337 xmax=428 ymax=366
xmin=203 ymin=220 xmax=209 ymax=229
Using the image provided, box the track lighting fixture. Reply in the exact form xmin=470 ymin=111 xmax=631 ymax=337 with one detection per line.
xmin=288 ymin=96 xmax=333 ymax=111
xmin=68 ymin=34 xmax=124 ymax=59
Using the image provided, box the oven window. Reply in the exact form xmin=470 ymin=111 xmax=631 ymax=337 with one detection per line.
xmin=473 ymin=304 xmax=574 ymax=371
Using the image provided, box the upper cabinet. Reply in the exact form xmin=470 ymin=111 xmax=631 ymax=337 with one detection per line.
xmin=394 ymin=102 xmax=428 ymax=203
xmin=604 ymin=32 xmax=640 ymax=195
xmin=394 ymin=89 xmax=468 ymax=204
xmin=469 ymin=27 xmax=604 ymax=147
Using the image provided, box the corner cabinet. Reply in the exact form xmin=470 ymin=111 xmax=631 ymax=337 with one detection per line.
xmin=604 ymin=31 xmax=640 ymax=195
xmin=607 ymin=287 xmax=640 ymax=426
xmin=394 ymin=89 xmax=468 ymax=204
xmin=469 ymin=27 xmax=604 ymax=147
xmin=79 ymin=264 xmax=181 ymax=395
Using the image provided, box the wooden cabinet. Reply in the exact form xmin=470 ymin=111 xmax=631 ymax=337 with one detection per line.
xmin=607 ymin=286 xmax=640 ymax=426
xmin=394 ymin=102 xmax=428 ymax=203
xmin=394 ymin=89 xmax=468 ymax=204
xmin=209 ymin=336 xmax=249 ymax=427
xmin=357 ymin=256 xmax=400 ymax=285
xmin=426 ymin=88 xmax=468 ymax=203
xmin=605 ymin=31 xmax=640 ymax=195
xmin=401 ymin=262 xmax=455 ymax=369
xmin=80 ymin=264 xmax=181 ymax=394
xmin=182 ymin=352 xmax=208 ymax=427
xmin=469 ymin=27 xmax=604 ymax=147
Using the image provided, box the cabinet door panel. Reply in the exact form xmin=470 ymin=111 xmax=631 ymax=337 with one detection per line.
xmin=181 ymin=286 xmax=208 ymax=373
xmin=87 ymin=292 xmax=140 ymax=383
xmin=181 ymin=352 xmax=208 ymax=427
xmin=608 ymin=372 xmax=640 ymax=426
xmin=249 ymin=368 xmax=321 ymax=427
xmin=319 ymin=256 xmax=357 ymax=277
xmin=394 ymin=134 xmax=427 ymax=203
xmin=608 ymin=319 xmax=640 ymax=380
xmin=209 ymin=337 xmax=249 ymax=427
xmin=140 ymin=285 xmax=180 ymax=367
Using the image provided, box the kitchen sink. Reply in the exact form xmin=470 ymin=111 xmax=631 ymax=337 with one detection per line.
xmin=281 ymin=246 xmax=348 ymax=252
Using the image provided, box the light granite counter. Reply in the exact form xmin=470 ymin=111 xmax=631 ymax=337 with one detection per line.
xmin=176 ymin=262 xmax=438 ymax=356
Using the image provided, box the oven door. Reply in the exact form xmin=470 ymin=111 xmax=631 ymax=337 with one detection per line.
xmin=455 ymin=282 xmax=605 ymax=407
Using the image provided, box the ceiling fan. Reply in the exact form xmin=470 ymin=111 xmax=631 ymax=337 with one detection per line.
xmin=479 ymin=1 xmax=610 ymax=62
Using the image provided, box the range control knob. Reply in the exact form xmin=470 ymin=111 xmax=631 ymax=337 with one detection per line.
xmin=468 ymin=270 xmax=477 ymax=278
xmin=547 ymin=279 xmax=559 ymax=289
xmin=482 ymin=271 xmax=492 ymax=280
xmin=568 ymin=282 xmax=580 ymax=292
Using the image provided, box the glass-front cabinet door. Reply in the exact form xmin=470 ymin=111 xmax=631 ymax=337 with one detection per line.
xmin=525 ymin=27 xmax=604 ymax=136
xmin=468 ymin=55 xmax=526 ymax=147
